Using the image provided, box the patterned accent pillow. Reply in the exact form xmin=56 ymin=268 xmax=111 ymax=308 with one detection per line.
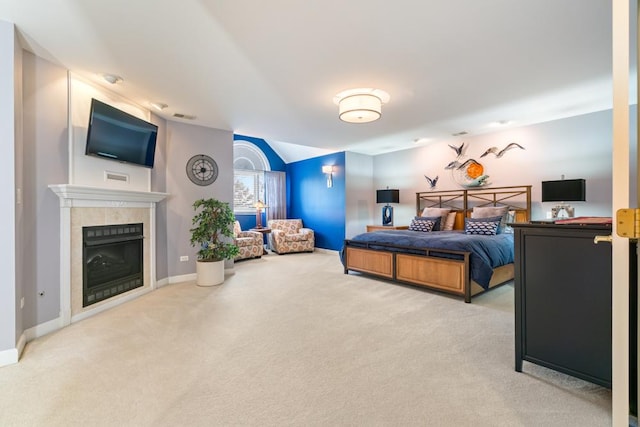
xmin=471 ymin=206 xmax=509 ymax=234
xmin=409 ymin=218 xmax=437 ymax=232
xmin=421 ymin=208 xmax=450 ymax=230
xmin=414 ymin=215 xmax=441 ymax=231
xmin=464 ymin=216 xmax=502 ymax=235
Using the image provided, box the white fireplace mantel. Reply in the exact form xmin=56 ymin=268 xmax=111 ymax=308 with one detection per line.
xmin=49 ymin=184 xmax=169 ymax=328
xmin=49 ymin=184 xmax=168 ymax=206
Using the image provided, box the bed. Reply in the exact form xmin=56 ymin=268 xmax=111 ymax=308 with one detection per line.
xmin=342 ymin=185 xmax=531 ymax=302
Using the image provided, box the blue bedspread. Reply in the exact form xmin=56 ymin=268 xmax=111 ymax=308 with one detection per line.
xmin=342 ymin=230 xmax=514 ymax=289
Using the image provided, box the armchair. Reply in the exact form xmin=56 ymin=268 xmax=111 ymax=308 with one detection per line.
xmin=267 ymin=219 xmax=315 ymax=254
xmin=233 ymin=221 xmax=263 ymax=260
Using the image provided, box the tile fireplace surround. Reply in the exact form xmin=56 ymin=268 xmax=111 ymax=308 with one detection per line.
xmin=49 ymin=184 xmax=168 ymax=327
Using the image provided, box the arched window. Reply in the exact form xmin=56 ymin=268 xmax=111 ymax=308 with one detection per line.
xmin=233 ymin=140 xmax=271 ymax=214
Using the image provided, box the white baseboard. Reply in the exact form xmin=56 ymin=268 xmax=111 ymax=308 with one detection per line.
xmin=0 ymin=332 xmax=26 ymax=368
xmin=168 ymin=273 xmax=196 ymax=285
xmin=0 ymin=347 xmax=19 ymax=368
xmin=155 ymin=277 xmax=170 ymax=288
xmin=314 ymin=248 xmax=339 ymax=255
xmin=25 ymin=316 xmax=63 ymax=342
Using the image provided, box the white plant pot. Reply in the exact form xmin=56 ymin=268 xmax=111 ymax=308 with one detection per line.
xmin=196 ymin=259 xmax=225 ymax=286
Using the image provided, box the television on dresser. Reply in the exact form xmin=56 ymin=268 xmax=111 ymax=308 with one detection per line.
xmin=541 ymin=178 xmax=586 ymax=218
xmin=85 ymin=98 xmax=158 ymax=168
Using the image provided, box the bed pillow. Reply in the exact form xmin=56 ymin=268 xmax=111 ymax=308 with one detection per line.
xmin=503 ymin=210 xmax=517 ymax=234
xmin=471 ymin=206 xmax=509 ymax=233
xmin=464 ymin=216 xmax=502 ymax=235
xmin=421 ymin=208 xmax=451 ymax=230
xmin=414 ymin=215 xmax=441 ymax=231
xmin=409 ymin=217 xmax=438 ymax=232
xmin=442 ymin=211 xmax=458 ymax=231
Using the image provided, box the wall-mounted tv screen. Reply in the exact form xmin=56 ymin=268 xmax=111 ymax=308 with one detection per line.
xmin=85 ymin=98 xmax=158 ymax=168
xmin=541 ymin=178 xmax=586 ymax=202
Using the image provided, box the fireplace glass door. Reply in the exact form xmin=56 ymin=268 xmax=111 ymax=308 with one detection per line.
xmin=83 ymin=223 xmax=144 ymax=307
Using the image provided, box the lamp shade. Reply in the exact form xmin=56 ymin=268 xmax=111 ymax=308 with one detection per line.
xmin=322 ymin=165 xmax=334 ymax=174
xmin=334 ymin=88 xmax=389 ymax=124
xmin=376 ymin=189 xmax=399 ymax=204
xmin=541 ymin=179 xmax=586 ymax=202
xmin=339 ymin=94 xmax=381 ymax=123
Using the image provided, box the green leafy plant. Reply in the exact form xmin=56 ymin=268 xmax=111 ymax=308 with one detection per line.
xmin=189 ymin=198 xmax=240 ymax=262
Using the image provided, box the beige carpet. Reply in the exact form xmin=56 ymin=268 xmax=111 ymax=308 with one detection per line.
xmin=0 ymin=251 xmax=610 ymax=426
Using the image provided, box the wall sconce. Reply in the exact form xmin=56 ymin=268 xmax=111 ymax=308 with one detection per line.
xmin=253 ymin=200 xmax=268 ymax=228
xmin=322 ymin=165 xmax=334 ymax=188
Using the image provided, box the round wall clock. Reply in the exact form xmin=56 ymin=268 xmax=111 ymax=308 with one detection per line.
xmin=186 ymin=154 xmax=218 ymax=186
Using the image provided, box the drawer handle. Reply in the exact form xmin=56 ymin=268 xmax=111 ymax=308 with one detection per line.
xmin=593 ymin=235 xmax=613 ymax=244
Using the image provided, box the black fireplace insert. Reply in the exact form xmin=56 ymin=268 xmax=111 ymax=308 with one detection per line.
xmin=83 ymin=223 xmax=143 ymax=307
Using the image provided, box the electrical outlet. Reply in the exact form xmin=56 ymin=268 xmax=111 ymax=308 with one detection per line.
xmin=20 ymin=297 xmax=24 ymax=309
xmin=180 ymin=256 xmax=189 ymax=262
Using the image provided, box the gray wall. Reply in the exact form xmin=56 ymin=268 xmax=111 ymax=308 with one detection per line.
xmin=165 ymin=121 xmax=234 ymax=277
xmin=150 ymin=113 xmax=168 ymax=281
xmin=0 ymin=20 xmax=18 ymax=353
xmin=22 ymin=51 xmax=68 ymax=328
xmin=372 ymin=108 xmax=629 ymax=225
xmin=344 ymin=152 xmax=374 ymax=239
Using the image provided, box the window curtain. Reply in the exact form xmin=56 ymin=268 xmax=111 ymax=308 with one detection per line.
xmin=265 ymin=171 xmax=286 ymax=220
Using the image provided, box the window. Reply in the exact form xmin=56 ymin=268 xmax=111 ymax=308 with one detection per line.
xmin=233 ymin=140 xmax=270 ymax=214
xmin=233 ymin=170 xmax=264 ymax=214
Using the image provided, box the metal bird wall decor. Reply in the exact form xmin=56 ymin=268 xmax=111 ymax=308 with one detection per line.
xmin=456 ymin=158 xmax=481 ymax=170
xmin=424 ymin=175 xmax=439 ymax=189
xmin=448 ymin=142 xmax=465 ymax=158
xmin=480 ymin=142 xmax=525 ymax=158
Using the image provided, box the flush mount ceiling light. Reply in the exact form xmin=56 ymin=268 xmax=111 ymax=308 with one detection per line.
xmin=333 ymin=88 xmax=390 ymax=124
xmin=102 ymin=74 xmax=123 ymax=84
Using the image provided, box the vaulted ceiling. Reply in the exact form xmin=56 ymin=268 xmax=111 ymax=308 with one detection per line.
xmin=0 ymin=1 xmax=627 ymax=161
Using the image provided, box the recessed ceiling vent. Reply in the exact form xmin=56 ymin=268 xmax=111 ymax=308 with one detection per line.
xmin=452 ymin=131 xmax=468 ymax=136
xmin=173 ymin=113 xmax=196 ymax=120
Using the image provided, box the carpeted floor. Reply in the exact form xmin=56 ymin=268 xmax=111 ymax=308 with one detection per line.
xmin=0 ymin=251 xmax=611 ymax=426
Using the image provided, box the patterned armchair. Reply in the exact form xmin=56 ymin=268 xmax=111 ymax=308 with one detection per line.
xmin=233 ymin=221 xmax=263 ymax=260
xmin=267 ymin=219 xmax=315 ymax=255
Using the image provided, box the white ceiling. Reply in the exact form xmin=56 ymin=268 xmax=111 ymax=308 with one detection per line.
xmin=0 ymin=0 xmax=628 ymax=161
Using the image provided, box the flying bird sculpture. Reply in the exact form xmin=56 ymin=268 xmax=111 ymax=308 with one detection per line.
xmin=480 ymin=142 xmax=525 ymax=158
xmin=448 ymin=142 xmax=465 ymax=158
xmin=456 ymin=158 xmax=481 ymax=170
xmin=424 ymin=175 xmax=439 ymax=189
xmin=445 ymin=160 xmax=462 ymax=170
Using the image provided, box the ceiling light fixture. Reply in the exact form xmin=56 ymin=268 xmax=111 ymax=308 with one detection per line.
xmin=150 ymin=102 xmax=168 ymax=111
xmin=333 ymin=88 xmax=390 ymax=124
xmin=489 ymin=120 xmax=512 ymax=127
xmin=102 ymin=74 xmax=123 ymax=84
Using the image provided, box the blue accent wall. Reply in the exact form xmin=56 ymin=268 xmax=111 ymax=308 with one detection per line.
xmin=286 ymin=152 xmax=346 ymax=250
xmin=233 ymin=134 xmax=286 ymax=231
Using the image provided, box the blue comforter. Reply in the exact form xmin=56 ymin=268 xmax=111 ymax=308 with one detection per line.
xmin=342 ymin=230 xmax=514 ymax=289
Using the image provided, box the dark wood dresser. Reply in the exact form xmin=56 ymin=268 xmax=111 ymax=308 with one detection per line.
xmin=512 ymin=222 xmax=612 ymax=388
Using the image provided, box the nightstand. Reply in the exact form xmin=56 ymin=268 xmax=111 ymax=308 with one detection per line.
xmin=366 ymin=225 xmax=409 ymax=232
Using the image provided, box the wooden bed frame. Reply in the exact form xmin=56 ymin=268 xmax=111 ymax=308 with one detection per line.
xmin=343 ymin=185 xmax=531 ymax=302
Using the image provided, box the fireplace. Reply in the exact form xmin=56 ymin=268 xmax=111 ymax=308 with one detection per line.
xmin=83 ymin=223 xmax=144 ymax=307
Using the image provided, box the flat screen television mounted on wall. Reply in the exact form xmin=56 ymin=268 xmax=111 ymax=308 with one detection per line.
xmin=85 ymin=98 xmax=158 ymax=168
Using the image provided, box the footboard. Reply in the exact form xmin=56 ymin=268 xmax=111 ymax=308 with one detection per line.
xmin=343 ymin=241 xmax=477 ymax=302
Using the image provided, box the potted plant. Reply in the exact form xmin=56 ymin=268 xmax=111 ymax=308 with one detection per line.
xmin=190 ymin=198 xmax=240 ymax=286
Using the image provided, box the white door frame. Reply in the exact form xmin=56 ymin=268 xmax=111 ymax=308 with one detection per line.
xmin=612 ymin=1 xmax=635 ymax=424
